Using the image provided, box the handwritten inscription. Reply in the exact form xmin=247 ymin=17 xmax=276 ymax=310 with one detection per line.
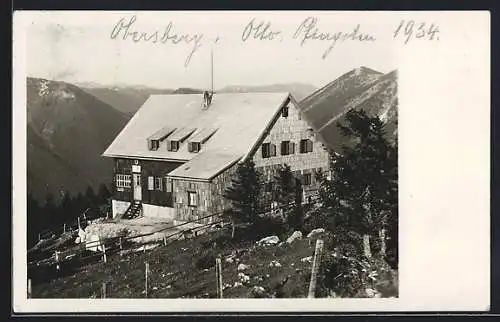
xmin=393 ymin=20 xmax=440 ymax=44
xmin=241 ymin=19 xmax=282 ymax=41
xmin=293 ymin=17 xmax=376 ymax=59
xmin=108 ymin=15 xmax=441 ymax=67
xmin=110 ymin=15 xmax=203 ymax=66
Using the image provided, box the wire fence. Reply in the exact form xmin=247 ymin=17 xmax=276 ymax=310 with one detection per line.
xmin=27 ymin=192 xmax=323 ymax=285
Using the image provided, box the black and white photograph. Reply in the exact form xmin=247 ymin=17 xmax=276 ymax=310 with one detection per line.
xmin=12 ymin=10 xmax=490 ymax=312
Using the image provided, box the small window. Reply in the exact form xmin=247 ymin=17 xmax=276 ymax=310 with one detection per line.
xmin=167 ymin=140 xmax=180 ymax=152
xmin=300 ymin=139 xmax=314 ymax=153
xmin=116 ymin=174 xmax=131 ymax=188
xmin=188 ymin=191 xmax=197 ymax=207
xmin=261 ymin=143 xmax=276 ymax=158
xmin=148 ymin=176 xmax=154 ymax=190
xmin=280 ymin=141 xmax=295 ymax=155
xmin=188 ymin=142 xmax=201 ymax=153
xmin=282 ymin=106 xmax=289 ymax=118
xmin=155 ymin=177 xmax=163 ymax=191
xmin=149 ymin=139 xmax=160 ymax=151
xmin=303 ymin=173 xmax=312 ymax=186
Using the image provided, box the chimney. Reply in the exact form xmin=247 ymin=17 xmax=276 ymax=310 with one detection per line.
xmin=203 ymin=90 xmax=213 ymax=109
xmin=202 ymin=47 xmax=215 ymax=109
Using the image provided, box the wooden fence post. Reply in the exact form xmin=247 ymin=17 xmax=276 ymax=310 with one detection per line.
xmin=163 ymin=235 xmax=167 ymax=246
xmin=145 ymin=262 xmax=149 ymax=298
xmin=363 ymin=234 xmax=372 ymax=259
xmin=215 ymin=257 xmax=223 ymax=298
xmin=119 ymin=237 xmax=123 ymax=257
xmin=55 ymin=251 xmax=60 ymax=271
xmin=27 ymin=278 xmax=32 ymax=299
xmin=101 ymin=282 xmax=106 ymax=299
xmin=63 ymin=223 xmax=66 ymax=233
xmin=78 ymin=217 xmax=81 ymax=230
xmin=38 ymin=233 xmax=41 ymax=242
xmin=307 ymin=239 xmax=324 ymax=298
xmin=102 ymin=242 xmax=107 ymax=263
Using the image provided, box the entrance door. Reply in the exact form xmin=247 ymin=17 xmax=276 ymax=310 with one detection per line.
xmin=133 ymin=173 xmax=142 ymax=201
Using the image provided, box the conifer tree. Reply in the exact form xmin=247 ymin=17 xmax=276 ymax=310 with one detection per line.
xmin=223 ymin=159 xmax=262 ymax=238
xmin=274 ymin=164 xmax=295 ymax=207
xmin=97 ymin=183 xmax=112 ymax=204
xmin=85 ymin=185 xmax=97 ymax=208
xmin=43 ymin=193 xmax=57 ymax=229
xmin=318 ymin=109 xmax=397 ymax=257
xmin=274 ymin=164 xmax=304 ymax=231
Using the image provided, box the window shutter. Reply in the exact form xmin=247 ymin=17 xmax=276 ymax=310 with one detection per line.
xmin=148 ymin=176 xmax=154 ymax=190
xmin=290 ymin=142 xmax=295 ymax=154
xmin=271 ymin=144 xmax=276 ymax=156
xmin=166 ymin=140 xmax=172 ymax=151
xmin=307 ymin=140 xmax=313 ymax=152
xmin=261 ymin=145 xmax=266 ymax=158
xmin=281 ymin=141 xmax=286 ymax=155
xmin=166 ymin=178 xmax=172 ymax=192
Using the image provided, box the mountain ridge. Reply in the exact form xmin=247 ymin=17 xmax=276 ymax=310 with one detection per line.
xmin=299 ymin=67 xmax=398 ymax=150
xmin=27 ymin=77 xmax=130 ymax=202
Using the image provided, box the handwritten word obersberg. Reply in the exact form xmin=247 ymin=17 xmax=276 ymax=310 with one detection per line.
xmin=110 ymin=15 xmax=203 ymax=67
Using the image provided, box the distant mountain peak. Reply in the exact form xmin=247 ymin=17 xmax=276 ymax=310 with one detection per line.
xmin=300 ymin=67 xmax=398 ymax=150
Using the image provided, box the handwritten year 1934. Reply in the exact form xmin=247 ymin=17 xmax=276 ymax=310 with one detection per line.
xmin=393 ymin=20 xmax=440 ymax=44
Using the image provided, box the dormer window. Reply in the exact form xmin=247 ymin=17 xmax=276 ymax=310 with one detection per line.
xmin=149 ymin=139 xmax=160 ymax=151
xmin=282 ymin=106 xmax=289 ymax=118
xmin=147 ymin=127 xmax=175 ymax=151
xmin=188 ymin=142 xmax=201 ymax=153
xmin=167 ymin=140 xmax=180 ymax=152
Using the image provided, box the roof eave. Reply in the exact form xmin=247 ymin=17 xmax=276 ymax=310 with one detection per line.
xmin=101 ymin=153 xmax=189 ymax=163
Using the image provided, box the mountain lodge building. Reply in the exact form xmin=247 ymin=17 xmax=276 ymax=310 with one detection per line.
xmin=102 ymin=92 xmax=330 ymax=224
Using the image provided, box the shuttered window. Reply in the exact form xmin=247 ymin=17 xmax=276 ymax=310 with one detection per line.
xmin=148 ymin=176 xmax=154 ymax=190
xmin=155 ymin=177 xmax=163 ymax=191
xmin=300 ymin=139 xmax=313 ymax=153
xmin=261 ymin=143 xmax=277 ymax=158
xmin=280 ymin=141 xmax=295 ymax=155
xmin=303 ymin=173 xmax=312 ymax=186
xmin=282 ymin=106 xmax=289 ymax=118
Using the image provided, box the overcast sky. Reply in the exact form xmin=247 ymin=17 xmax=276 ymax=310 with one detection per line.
xmin=23 ymin=11 xmax=399 ymax=89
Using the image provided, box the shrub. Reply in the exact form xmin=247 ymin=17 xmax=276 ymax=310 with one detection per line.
xmin=195 ymin=249 xmax=217 ymax=270
xmin=318 ymin=245 xmax=398 ymax=298
xmin=251 ymin=215 xmax=287 ymax=240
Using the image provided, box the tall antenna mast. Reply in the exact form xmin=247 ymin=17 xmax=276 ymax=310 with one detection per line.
xmin=210 ymin=47 xmax=214 ymax=94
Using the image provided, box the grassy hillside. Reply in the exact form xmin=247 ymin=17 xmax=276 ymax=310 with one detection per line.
xmin=31 ymin=228 xmax=397 ymax=299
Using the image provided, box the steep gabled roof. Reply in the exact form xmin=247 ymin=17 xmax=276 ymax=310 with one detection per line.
xmin=103 ymin=92 xmax=292 ymax=178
